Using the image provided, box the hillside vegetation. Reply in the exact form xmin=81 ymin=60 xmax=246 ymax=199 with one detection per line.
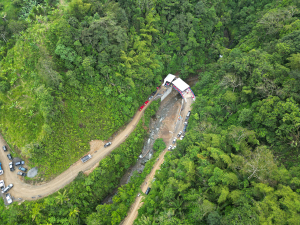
xmin=0 ymin=0 xmax=300 ymax=224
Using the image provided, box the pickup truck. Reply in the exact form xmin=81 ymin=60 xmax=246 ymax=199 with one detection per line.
xmin=0 ymin=162 xmax=3 ymax=175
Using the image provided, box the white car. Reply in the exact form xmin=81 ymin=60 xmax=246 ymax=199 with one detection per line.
xmin=5 ymin=193 xmax=12 ymax=205
xmin=104 ymin=142 xmax=112 ymax=148
xmin=168 ymin=145 xmax=172 ymax=150
xmin=172 ymin=146 xmax=176 ymax=150
xmin=9 ymin=162 xmax=14 ymax=172
xmin=177 ymin=131 xmax=182 ymax=137
xmin=2 ymin=183 xmax=13 ymax=194
xmin=180 ymin=135 xmax=185 ymax=140
xmin=172 ymin=138 xmax=176 ymax=144
xmin=0 ymin=180 xmax=5 ymax=190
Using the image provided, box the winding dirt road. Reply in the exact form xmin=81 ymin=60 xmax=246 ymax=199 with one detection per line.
xmin=0 ymin=91 xmax=162 ymax=201
xmin=121 ymin=96 xmax=193 ymax=225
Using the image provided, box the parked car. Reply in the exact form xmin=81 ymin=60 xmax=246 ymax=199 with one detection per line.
xmin=2 ymin=183 xmax=13 ymax=194
xmin=177 ymin=131 xmax=182 ymax=137
xmin=2 ymin=145 xmax=7 ymax=152
xmin=21 ymin=161 xmax=25 ymax=165
xmin=0 ymin=180 xmax=5 ymax=190
xmin=18 ymin=167 xmax=27 ymax=172
xmin=180 ymin=135 xmax=185 ymax=140
xmin=172 ymin=146 xmax=176 ymax=150
xmin=7 ymin=154 xmax=13 ymax=161
xmin=168 ymin=145 xmax=172 ymax=151
xmin=186 ymin=111 xmax=191 ymax=117
xmin=139 ymin=105 xmax=145 ymax=111
xmin=145 ymin=187 xmax=151 ymax=195
xmin=0 ymin=162 xmax=3 ymax=175
xmin=104 ymin=142 xmax=112 ymax=148
xmin=9 ymin=162 xmax=14 ymax=172
xmin=81 ymin=154 xmax=92 ymax=163
xmin=144 ymin=100 xmax=149 ymax=105
xmin=172 ymin=138 xmax=176 ymax=144
xmin=15 ymin=161 xmax=21 ymax=166
xmin=6 ymin=193 xmax=12 ymax=205
xmin=183 ymin=123 xmax=188 ymax=133
xmin=17 ymin=171 xmax=26 ymax=177
xmin=148 ymin=96 xmax=153 ymax=101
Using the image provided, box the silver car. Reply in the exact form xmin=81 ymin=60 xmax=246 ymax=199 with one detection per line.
xmin=168 ymin=145 xmax=172 ymax=150
xmin=2 ymin=183 xmax=13 ymax=194
xmin=6 ymin=193 xmax=12 ymax=204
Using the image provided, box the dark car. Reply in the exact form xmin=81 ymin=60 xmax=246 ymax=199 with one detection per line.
xmin=104 ymin=142 xmax=112 ymax=148
xmin=145 ymin=187 xmax=151 ymax=195
xmin=7 ymin=154 xmax=13 ymax=161
xmin=2 ymin=145 xmax=7 ymax=152
xmin=19 ymin=167 xmax=27 ymax=172
xmin=17 ymin=171 xmax=26 ymax=177
xmin=9 ymin=162 xmax=14 ymax=172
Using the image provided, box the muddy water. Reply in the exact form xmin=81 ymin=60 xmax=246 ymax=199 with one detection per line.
xmin=101 ymin=92 xmax=181 ymax=204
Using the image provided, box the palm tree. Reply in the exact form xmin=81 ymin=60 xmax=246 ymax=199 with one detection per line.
xmin=55 ymin=189 xmax=69 ymax=205
xmin=69 ymin=207 xmax=80 ymax=225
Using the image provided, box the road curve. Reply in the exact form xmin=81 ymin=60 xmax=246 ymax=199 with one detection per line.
xmin=0 ymin=91 xmax=161 ymax=201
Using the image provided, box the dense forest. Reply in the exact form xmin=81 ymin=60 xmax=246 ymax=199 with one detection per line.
xmin=0 ymin=0 xmax=300 ymax=224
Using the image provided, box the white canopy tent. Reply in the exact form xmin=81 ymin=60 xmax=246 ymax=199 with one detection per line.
xmin=163 ymin=74 xmax=176 ymax=86
xmin=172 ymin=78 xmax=189 ymax=92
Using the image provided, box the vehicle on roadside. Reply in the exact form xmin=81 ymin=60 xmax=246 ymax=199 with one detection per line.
xmin=148 ymin=96 xmax=153 ymax=101
xmin=0 ymin=162 xmax=3 ymax=175
xmin=6 ymin=193 xmax=12 ymax=205
xmin=0 ymin=180 xmax=5 ymax=190
xmin=177 ymin=131 xmax=182 ymax=137
xmin=180 ymin=135 xmax=185 ymax=140
xmin=104 ymin=142 xmax=112 ymax=148
xmin=139 ymin=105 xmax=145 ymax=111
xmin=2 ymin=183 xmax=13 ymax=194
xmin=7 ymin=154 xmax=13 ymax=161
xmin=2 ymin=145 xmax=7 ymax=152
xmin=172 ymin=146 xmax=176 ymax=150
xmin=17 ymin=171 xmax=26 ymax=177
xmin=18 ymin=167 xmax=27 ymax=172
xmin=186 ymin=111 xmax=191 ymax=117
xmin=144 ymin=100 xmax=149 ymax=106
xmin=172 ymin=138 xmax=176 ymax=144
xmin=9 ymin=162 xmax=14 ymax=172
xmin=145 ymin=187 xmax=151 ymax=195
xmin=15 ymin=161 xmax=25 ymax=166
xmin=183 ymin=122 xmax=188 ymax=133
xmin=168 ymin=145 xmax=172 ymax=151
xmin=81 ymin=154 xmax=92 ymax=163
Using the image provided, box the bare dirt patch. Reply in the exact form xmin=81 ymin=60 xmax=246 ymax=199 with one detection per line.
xmin=89 ymin=140 xmax=104 ymax=153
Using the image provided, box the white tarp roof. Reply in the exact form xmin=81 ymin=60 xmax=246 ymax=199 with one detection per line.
xmin=163 ymin=74 xmax=176 ymax=85
xmin=172 ymin=78 xmax=189 ymax=92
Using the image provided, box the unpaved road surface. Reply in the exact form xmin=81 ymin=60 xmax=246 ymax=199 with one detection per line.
xmin=0 ymin=91 xmax=163 ymax=201
xmin=121 ymin=96 xmax=193 ymax=225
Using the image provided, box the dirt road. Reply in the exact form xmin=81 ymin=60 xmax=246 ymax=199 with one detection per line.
xmin=121 ymin=97 xmax=193 ymax=225
xmin=0 ymin=92 xmax=161 ymax=201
